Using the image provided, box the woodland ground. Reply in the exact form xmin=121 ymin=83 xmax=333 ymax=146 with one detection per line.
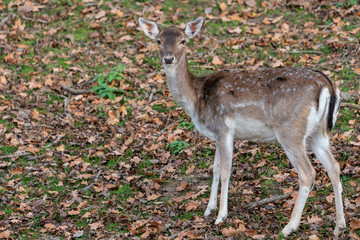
xmin=0 ymin=0 xmax=359 ymax=239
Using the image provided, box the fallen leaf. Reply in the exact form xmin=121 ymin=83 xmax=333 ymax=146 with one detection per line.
xmin=0 ymin=230 xmax=11 ymax=239
xmin=228 ymin=27 xmax=242 ymax=34
xmin=32 ymin=109 xmax=40 ymax=120
xmin=146 ymin=193 xmax=161 ymax=201
xmin=219 ymin=2 xmax=227 ymax=11
xmin=350 ymin=218 xmax=360 ymax=230
xmin=176 ymin=181 xmax=189 ymax=191
xmin=245 ymin=0 xmax=256 ymax=7
xmin=95 ymin=10 xmax=106 ymax=19
xmin=68 ymin=210 xmax=80 ymax=215
xmin=184 ymin=200 xmax=201 ymax=211
xmin=222 ymin=226 xmax=239 ymax=237
xmin=212 ymin=56 xmax=223 ymax=65
xmin=73 ymin=230 xmax=84 ymax=238
xmin=10 ymin=166 xmax=23 ymax=175
xmin=89 ymin=222 xmax=102 ymax=230
xmin=44 ymin=223 xmax=56 ymax=231
xmin=307 ymin=215 xmax=323 ymax=224
xmin=252 ymin=28 xmax=262 ymax=35
xmin=309 ymin=235 xmax=320 ymax=240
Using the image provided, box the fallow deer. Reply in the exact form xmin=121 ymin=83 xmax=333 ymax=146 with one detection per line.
xmin=139 ymin=17 xmax=345 ymax=238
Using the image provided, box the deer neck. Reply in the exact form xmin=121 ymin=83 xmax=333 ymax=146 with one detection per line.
xmin=163 ymin=53 xmax=198 ymax=117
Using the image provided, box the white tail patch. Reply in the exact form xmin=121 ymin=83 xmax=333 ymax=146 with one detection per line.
xmin=318 ymin=88 xmax=331 ymax=134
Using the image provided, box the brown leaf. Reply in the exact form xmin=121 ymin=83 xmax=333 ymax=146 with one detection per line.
xmin=10 ymin=166 xmax=23 ymax=175
xmin=245 ymin=0 xmax=256 ymax=7
xmin=221 ymin=226 xmax=239 ymax=237
xmin=309 ymin=235 xmax=320 ymax=240
xmin=281 ymin=23 xmax=290 ymax=33
xmin=184 ymin=200 xmax=201 ymax=211
xmin=89 ymin=222 xmax=102 ymax=230
xmin=77 ymin=201 xmax=88 ymax=209
xmin=68 ymin=210 xmax=80 ymax=215
xmin=95 ymin=10 xmax=106 ymax=19
xmin=252 ymin=28 xmax=262 ymax=35
xmin=307 ymin=215 xmax=323 ymax=224
xmin=44 ymin=223 xmax=56 ymax=231
xmin=228 ymin=27 xmax=242 ymax=34
xmin=32 ymin=109 xmax=40 ymax=120
xmin=106 ymin=110 xmax=119 ymax=125
xmin=186 ymin=165 xmax=195 ymax=174
xmin=0 ymin=230 xmax=11 ymax=239
xmin=176 ymin=181 xmax=189 ymax=191
xmin=212 ymin=56 xmax=223 ymax=65
xmin=350 ymin=218 xmax=360 ymax=230
xmin=219 ymin=2 xmax=227 ymax=11
xmin=146 ymin=193 xmax=161 ymax=201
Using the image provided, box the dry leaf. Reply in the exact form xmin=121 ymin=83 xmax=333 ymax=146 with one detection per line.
xmin=44 ymin=223 xmax=56 ymax=231
xmin=95 ymin=10 xmax=106 ymax=19
xmin=212 ymin=56 xmax=223 ymax=65
xmin=146 ymin=193 xmax=161 ymax=201
xmin=176 ymin=181 xmax=189 ymax=191
xmin=68 ymin=210 xmax=80 ymax=215
xmin=228 ymin=27 xmax=242 ymax=34
xmin=184 ymin=200 xmax=201 ymax=211
xmin=10 ymin=166 xmax=23 ymax=175
xmin=219 ymin=2 xmax=227 ymax=11
xmin=245 ymin=0 xmax=256 ymax=7
xmin=307 ymin=215 xmax=323 ymax=224
xmin=252 ymin=28 xmax=262 ymax=35
xmin=309 ymin=235 xmax=320 ymax=240
xmin=350 ymin=218 xmax=360 ymax=230
xmin=89 ymin=222 xmax=102 ymax=230
xmin=0 ymin=230 xmax=11 ymax=239
xmin=222 ymin=226 xmax=239 ymax=237
xmin=32 ymin=109 xmax=40 ymax=120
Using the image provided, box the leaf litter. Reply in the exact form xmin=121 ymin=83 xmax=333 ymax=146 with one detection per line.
xmin=0 ymin=0 xmax=359 ymax=239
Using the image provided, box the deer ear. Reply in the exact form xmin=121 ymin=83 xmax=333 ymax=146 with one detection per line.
xmin=185 ymin=17 xmax=203 ymax=39
xmin=139 ymin=18 xmax=159 ymax=40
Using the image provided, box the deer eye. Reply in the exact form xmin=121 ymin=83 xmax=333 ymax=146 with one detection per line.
xmin=180 ymin=39 xmax=186 ymax=45
xmin=156 ymin=40 xmax=161 ymax=45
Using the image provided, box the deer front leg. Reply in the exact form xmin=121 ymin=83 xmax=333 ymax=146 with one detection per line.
xmin=204 ymin=147 xmax=220 ymax=216
xmin=214 ymin=132 xmax=234 ymax=224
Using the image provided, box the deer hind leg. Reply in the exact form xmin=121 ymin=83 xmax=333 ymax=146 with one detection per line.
xmin=277 ymin=135 xmax=316 ymax=237
xmin=204 ymin=146 xmax=220 ymax=216
xmin=214 ymin=132 xmax=234 ymax=224
xmin=310 ymin=133 xmax=346 ymax=238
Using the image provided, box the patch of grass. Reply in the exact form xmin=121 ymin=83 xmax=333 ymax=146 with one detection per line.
xmin=0 ymin=145 xmax=18 ymax=155
xmin=170 ymin=140 xmax=190 ymax=155
xmin=92 ymin=64 xmax=126 ymax=100
xmin=152 ymin=103 xmax=168 ymax=113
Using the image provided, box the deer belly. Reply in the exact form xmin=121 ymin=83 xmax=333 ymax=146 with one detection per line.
xmin=192 ymin=118 xmax=217 ymax=140
xmin=227 ymin=117 xmax=277 ymax=143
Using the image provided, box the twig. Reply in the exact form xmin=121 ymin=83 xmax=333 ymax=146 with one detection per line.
xmin=61 ymin=85 xmax=91 ymax=95
xmin=148 ymin=87 xmax=155 ymax=102
xmin=0 ymin=152 xmax=31 ymax=160
xmin=94 ymin=169 xmax=102 ymax=182
xmin=59 ymin=95 xmax=68 ymax=114
xmin=286 ymin=50 xmax=323 ymax=54
xmin=0 ymin=15 xmax=11 ymax=27
xmin=20 ymin=14 xmax=48 ymax=24
xmin=44 ymin=134 xmax=65 ymax=149
xmin=246 ymin=192 xmax=293 ymax=208
xmin=80 ymin=183 xmax=94 ymax=193
xmin=341 ymin=102 xmax=360 ymax=110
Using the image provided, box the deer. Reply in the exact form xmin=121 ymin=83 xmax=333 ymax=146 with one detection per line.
xmin=139 ymin=17 xmax=345 ymax=238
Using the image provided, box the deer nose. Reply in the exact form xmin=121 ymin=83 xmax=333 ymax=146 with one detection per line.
xmin=164 ymin=56 xmax=175 ymax=64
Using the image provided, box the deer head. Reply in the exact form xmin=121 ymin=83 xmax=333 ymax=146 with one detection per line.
xmin=139 ymin=17 xmax=203 ymax=66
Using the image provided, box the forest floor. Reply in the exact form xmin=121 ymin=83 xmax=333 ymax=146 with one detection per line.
xmin=0 ymin=0 xmax=359 ymax=239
